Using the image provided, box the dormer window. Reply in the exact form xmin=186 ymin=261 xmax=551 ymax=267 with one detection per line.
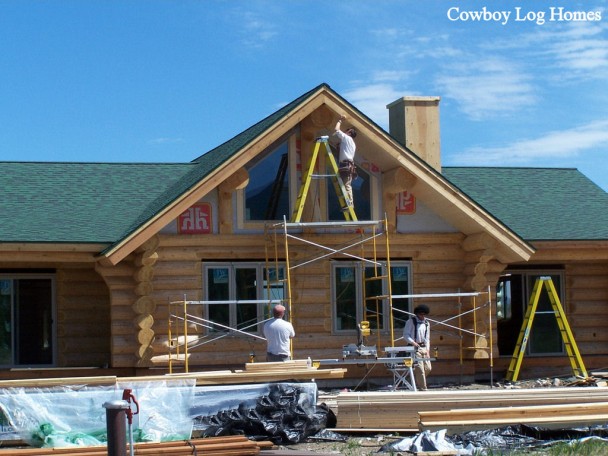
xmin=244 ymin=140 xmax=291 ymax=221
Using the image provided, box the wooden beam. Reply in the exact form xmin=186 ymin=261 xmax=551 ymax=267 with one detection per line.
xmin=382 ymin=167 xmax=417 ymax=194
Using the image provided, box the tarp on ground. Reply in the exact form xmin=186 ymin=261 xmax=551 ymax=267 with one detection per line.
xmin=381 ymin=425 xmax=608 ymax=454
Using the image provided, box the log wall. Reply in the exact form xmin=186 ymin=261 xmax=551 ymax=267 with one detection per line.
xmin=56 ymin=266 xmax=111 ymax=367
xmin=130 ymin=231 xmax=608 ymax=384
xmin=142 ymin=231 xmax=500 ymax=383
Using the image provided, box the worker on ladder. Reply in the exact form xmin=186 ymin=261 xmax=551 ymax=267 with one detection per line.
xmin=334 ymin=115 xmax=357 ymax=211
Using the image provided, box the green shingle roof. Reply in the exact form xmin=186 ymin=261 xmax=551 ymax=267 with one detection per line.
xmin=0 ymin=162 xmax=193 ymax=243
xmin=0 ymin=84 xmax=329 ymax=247
xmin=443 ymin=167 xmax=608 ymax=241
xmin=1 ymin=83 xmax=607 ymax=248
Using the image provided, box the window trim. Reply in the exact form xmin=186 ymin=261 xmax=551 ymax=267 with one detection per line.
xmin=330 ymin=260 xmax=412 ymax=335
xmin=202 ymin=262 xmax=286 ymax=334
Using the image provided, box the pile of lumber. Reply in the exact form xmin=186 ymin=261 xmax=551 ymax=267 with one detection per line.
xmin=165 ymin=359 xmax=346 ymax=385
xmin=0 ymin=435 xmax=272 ymax=455
xmin=420 ymin=401 xmax=608 ymax=433
xmin=0 ymin=360 xmax=346 ymax=389
xmin=334 ymin=387 xmax=608 ymax=432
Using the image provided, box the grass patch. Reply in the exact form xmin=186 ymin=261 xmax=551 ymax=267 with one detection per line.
xmin=484 ymin=438 xmax=608 ymax=455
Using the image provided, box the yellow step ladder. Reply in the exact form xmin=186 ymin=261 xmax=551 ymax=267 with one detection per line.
xmin=291 ymin=136 xmax=357 ymax=222
xmin=505 ymin=276 xmax=587 ymax=382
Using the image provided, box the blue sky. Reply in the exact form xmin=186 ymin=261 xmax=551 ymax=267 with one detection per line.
xmin=1 ymin=1 xmax=607 ymax=190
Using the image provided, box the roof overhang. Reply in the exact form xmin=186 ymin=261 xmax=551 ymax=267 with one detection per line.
xmin=0 ymin=243 xmax=105 ymax=263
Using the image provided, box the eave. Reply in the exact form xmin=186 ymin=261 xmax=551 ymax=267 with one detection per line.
xmin=524 ymin=240 xmax=608 ymax=262
xmin=0 ymin=243 xmax=105 ymax=263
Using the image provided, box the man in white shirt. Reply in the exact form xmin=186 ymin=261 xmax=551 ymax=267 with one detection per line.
xmin=403 ymin=304 xmax=432 ymax=390
xmin=333 ymin=115 xmax=357 ymax=209
xmin=263 ymin=304 xmax=295 ymax=362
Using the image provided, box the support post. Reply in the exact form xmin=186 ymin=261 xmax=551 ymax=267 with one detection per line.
xmin=103 ymin=400 xmax=129 ymax=456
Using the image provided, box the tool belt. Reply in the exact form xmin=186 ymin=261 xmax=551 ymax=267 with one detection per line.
xmin=339 ymin=160 xmax=357 ymax=178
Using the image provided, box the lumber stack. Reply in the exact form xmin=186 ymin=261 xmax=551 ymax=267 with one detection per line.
xmin=0 ymin=361 xmax=346 ymax=390
xmin=161 ymin=359 xmax=346 ymax=385
xmin=335 ymin=387 xmax=608 ymax=431
xmin=0 ymin=435 xmax=272 ymax=455
xmin=419 ymin=401 xmax=608 ymax=433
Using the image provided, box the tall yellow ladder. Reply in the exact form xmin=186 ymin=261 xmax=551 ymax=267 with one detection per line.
xmin=505 ymin=276 xmax=587 ymax=382
xmin=291 ymin=136 xmax=357 ymax=222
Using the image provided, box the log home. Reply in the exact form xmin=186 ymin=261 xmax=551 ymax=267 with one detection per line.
xmin=0 ymin=83 xmax=607 ymax=385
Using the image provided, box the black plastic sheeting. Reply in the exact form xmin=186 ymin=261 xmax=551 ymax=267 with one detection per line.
xmin=193 ymin=383 xmax=336 ymax=445
xmin=454 ymin=424 xmax=608 ymax=453
xmin=380 ymin=425 xmax=608 ymax=454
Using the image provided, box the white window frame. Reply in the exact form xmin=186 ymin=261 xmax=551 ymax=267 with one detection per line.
xmin=202 ymin=262 xmax=286 ymax=334
xmin=331 ymin=260 xmax=412 ymax=334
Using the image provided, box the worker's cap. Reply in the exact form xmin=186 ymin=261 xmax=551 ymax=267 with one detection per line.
xmin=414 ymin=304 xmax=430 ymax=315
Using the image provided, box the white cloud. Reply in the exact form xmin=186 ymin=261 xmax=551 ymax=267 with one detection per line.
xmin=435 ymin=57 xmax=537 ymax=121
xmin=232 ymin=8 xmax=278 ymax=48
xmin=511 ymin=19 xmax=608 ymax=79
xmin=343 ymin=83 xmax=406 ymax=128
xmin=452 ymin=119 xmax=608 ymax=165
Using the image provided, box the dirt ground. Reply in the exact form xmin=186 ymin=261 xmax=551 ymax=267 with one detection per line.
xmin=273 ymin=435 xmax=389 ymax=455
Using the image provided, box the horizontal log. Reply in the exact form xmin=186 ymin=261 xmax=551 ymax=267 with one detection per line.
xmin=58 ymin=338 xmax=109 ymax=353
xmin=158 ymin=249 xmax=202 ymax=262
xmin=154 ymin=261 xmax=202 ymax=275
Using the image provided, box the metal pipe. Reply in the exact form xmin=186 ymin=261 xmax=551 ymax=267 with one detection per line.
xmin=103 ymin=400 xmax=129 ymax=456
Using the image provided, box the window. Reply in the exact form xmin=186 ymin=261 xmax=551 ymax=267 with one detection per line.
xmin=332 ymin=261 xmax=411 ymax=334
xmin=328 ymin=165 xmax=373 ymax=221
xmin=239 ymin=130 xmax=300 ymax=226
xmin=496 ymin=271 xmax=564 ymax=356
xmin=237 ymin=130 xmax=379 ymax=227
xmin=203 ymin=263 xmax=285 ymax=333
xmin=0 ymin=275 xmax=55 ymax=367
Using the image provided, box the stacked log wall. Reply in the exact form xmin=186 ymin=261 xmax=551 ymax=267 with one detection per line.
xmin=149 ymin=231 xmax=490 ymax=382
xmin=55 ymin=266 xmax=111 ymax=367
